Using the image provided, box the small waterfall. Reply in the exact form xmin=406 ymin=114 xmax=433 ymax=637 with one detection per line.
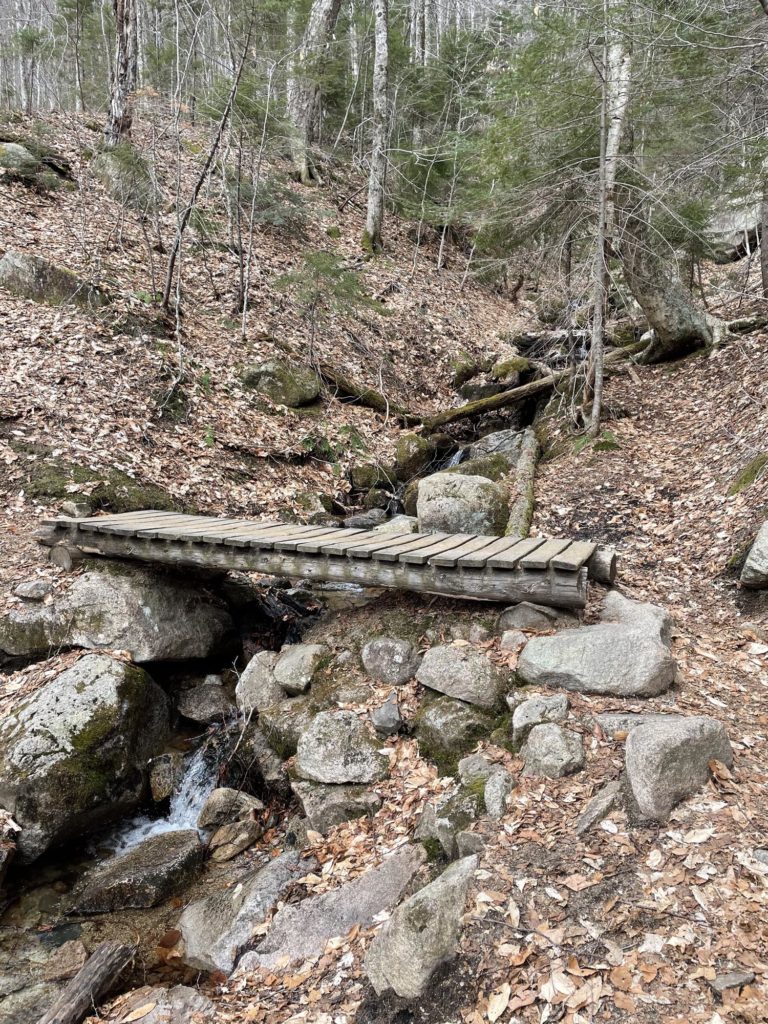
xmin=107 ymin=745 xmax=217 ymax=854
xmin=442 ymin=448 xmax=466 ymax=469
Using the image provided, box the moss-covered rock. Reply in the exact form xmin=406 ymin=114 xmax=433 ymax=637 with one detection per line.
xmin=0 ymin=251 xmax=108 ymax=308
xmin=444 ymin=453 xmax=512 ymax=483
xmin=395 ymin=433 xmax=435 ymax=481
xmin=490 ymin=356 xmax=530 ymax=380
xmin=242 ymin=357 xmax=322 ymax=408
xmin=350 ymin=461 xmax=397 ymax=491
xmin=91 ymin=143 xmax=159 ymax=212
xmin=0 ymin=654 xmax=169 ymax=863
xmin=728 ymin=454 xmax=768 ymax=496
xmin=415 ymin=786 xmax=484 ymax=860
xmin=414 ymin=697 xmax=495 ymax=775
xmin=417 ymin=472 xmax=509 ymax=536
xmin=402 ymin=478 xmax=420 ymax=516
xmin=450 ymin=352 xmax=487 ymax=388
xmin=0 ymin=137 xmax=76 ymax=192
xmin=364 ymin=487 xmax=391 ymax=510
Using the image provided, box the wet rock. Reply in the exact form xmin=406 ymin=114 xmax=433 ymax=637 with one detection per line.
xmin=0 ymin=565 xmax=233 ymax=662
xmin=498 ymin=601 xmax=578 ymax=633
xmin=240 ymin=846 xmax=425 ymax=970
xmin=291 ymin=779 xmax=382 ymax=833
xmin=365 ymin=855 xmax=477 ymax=998
xmin=71 ymin=830 xmax=203 ymax=912
xmin=512 ymin=693 xmax=569 ymax=745
xmin=741 ymin=522 xmax=768 ymax=588
xmin=362 ymin=636 xmax=422 ymax=685
xmin=108 ymin=985 xmax=215 ymax=1024
xmin=235 ymin=651 xmax=283 ymax=713
xmin=149 ymin=752 xmax=184 ymax=802
xmin=243 ymin=358 xmax=321 ymax=407
xmin=416 ymin=789 xmax=483 ymax=859
xmin=414 ymin=698 xmax=494 ymax=773
xmin=177 ymin=682 xmax=234 ymax=724
xmin=295 ymin=711 xmax=389 ymax=784
xmin=417 ymin=472 xmax=509 ymax=536
xmin=274 ymin=643 xmax=327 ymax=695
xmin=416 ymin=645 xmax=507 ymax=710
xmin=0 ymin=654 xmax=169 ymax=863
xmin=0 ymin=810 xmax=18 ymax=888
xmin=457 ymin=753 xmax=493 ymax=785
xmin=624 ymin=716 xmax=733 ymax=821
xmin=13 ymin=579 xmax=52 ymax=601
xmin=197 ymin=788 xmax=264 ymax=829
xmin=484 ymin=768 xmax=515 ymax=819
xmin=521 ymin=723 xmax=585 ymax=778
xmin=0 ymin=250 xmax=108 ymax=307
xmin=180 ymin=851 xmax=309 ymax=973
xmin=575 ymin=781 xmax=623 ymax=835
xmin=209 ymin=818 xmax=263 ymax=862
xmin=516 ymin=593 xmax=676 ymax=697
xmin=370 ymin=692 xmax=403 ymax=736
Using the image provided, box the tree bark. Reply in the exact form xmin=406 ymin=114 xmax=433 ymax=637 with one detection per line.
xmin=761 ymin=190 xmax=768 ymax=300
xmin=104 ymin=0 xmax=138 ymax=148
xmin=36 ymin=941 xmax=136 ymax=1024
xmin=364 ymin=0 xmax=389 ymax=253
xmin=287 ymin=0 xmax=344 ymax=184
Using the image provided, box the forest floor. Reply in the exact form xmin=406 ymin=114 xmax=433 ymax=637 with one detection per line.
xmin=1 ymin=113 xmax=767 ymax=1024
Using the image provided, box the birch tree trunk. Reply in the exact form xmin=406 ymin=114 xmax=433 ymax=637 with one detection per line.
xmin=287 ymin=0 xmax=343 ymax=184
xmin=588 ymin=5 xmax=631 ymax=436
xmin=104 ymin=0 xmax=138 ymax=148
xmin=364 ymin=0 xmax=389 ymax=253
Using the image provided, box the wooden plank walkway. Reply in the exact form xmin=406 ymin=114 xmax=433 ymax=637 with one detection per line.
xmin=37 ymin=511 xmax=606 ymax=609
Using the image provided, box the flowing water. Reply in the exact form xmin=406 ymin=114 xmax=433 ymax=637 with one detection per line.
xmin=107 ymin=744 xmax=217 ymax=854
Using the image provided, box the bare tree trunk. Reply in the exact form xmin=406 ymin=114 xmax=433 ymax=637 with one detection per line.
xmin=104 ymin=0 xmax=138 ymax=148
xmin=364 ymin=0 xmax=389 ymax=253
xmin=588 ymin=3 xmax=631 ymax=437
xmin=761 ymin=190 xmax=768 ymax=300
xmin=287 ymin=0 xmax=343 ymax=184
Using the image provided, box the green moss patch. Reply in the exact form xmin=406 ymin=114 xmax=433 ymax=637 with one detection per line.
xmin=728 ymin=454 xmax=768 ymax=496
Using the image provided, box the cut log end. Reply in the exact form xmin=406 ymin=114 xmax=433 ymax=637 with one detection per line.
xmin=588 ymin=545 xmax=617 ymax=586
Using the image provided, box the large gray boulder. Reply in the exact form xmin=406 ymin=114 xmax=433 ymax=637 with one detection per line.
xmin=242 ymin=358 xmax=321 ymax=407
xmin=291 ymin=779 xmax=382 ymax=833
xmin=0 ymin=566 xmax=233 ymax=663
xmin=362 ymin=636 xmax=422 ymax=685
xmin=741 ymin=523 xmax=768 ymax=588
xmin=180 ymin=851 xmax=308 ymax=974
xmin=71 ymin=830 xmax=203 ymax=912
xmin=0 ymin=654 xmax=169 ymax=863
xmin=273 ymin=643 xmax=327 ymax=695
xmin=416 ymin=645 xmax=507 ymax=710
xmin=516 ymin=592 xmax=676 ymax=697
xmin=365 ymin=855 xmax=477 ymax=998
xmin=0 ymin=250 xmax=108 ymax=308
xmin=240 ymin=846 xmax=425 ymax=970
xmin=294 ymin=711 xmax=389 ymax=784
xmin=177 ymin=682 xmax=234 ymax=724
xmin=92 ymin=145 xmax=160 ymax=212
xmin=521 ymin=723 xmax=584 ymax=778
xmin=467 ymin=429 xmax=523 ymax=462
xmin=624 ymin=716 xmax=733 ymax=821
xmin=235 ymin=651 xmax=283 ymax=712
xmin=417 ymin=472 xmax=509 ymax=536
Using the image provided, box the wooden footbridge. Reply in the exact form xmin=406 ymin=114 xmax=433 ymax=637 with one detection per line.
xmin=38 ymin=511 xmax=617 ymax=610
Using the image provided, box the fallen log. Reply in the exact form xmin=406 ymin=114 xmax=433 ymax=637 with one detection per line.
xmin=423 ymin=341 xmax=646 ymax=431
xmin=319 ymin=363 xmax=421 ymax=426
xmin=505 ymin=427 xmax=540 ymax=539
xmin=37 ymin=941 xmax=136 ymax=1024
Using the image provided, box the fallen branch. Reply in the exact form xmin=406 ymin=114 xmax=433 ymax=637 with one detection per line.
xmin=423 ymin=341 xmax=646 ymax=431
xmin=505 ymin=427 xmax=539 ymax=539
xmin=37 ymin=941 xmax=136 ymax=1024
xmin=318 ymin=362 xmax=421 ymax=426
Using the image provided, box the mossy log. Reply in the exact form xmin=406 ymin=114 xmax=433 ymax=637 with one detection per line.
xmin=318 ymin=363 xmax=421 ymax=426
xmin=423 ymin=342 xmax=646 ymax=430
xmin=505 ymin=428 xmax=540 ymax=538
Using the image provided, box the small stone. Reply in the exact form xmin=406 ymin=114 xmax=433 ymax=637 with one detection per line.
xmin=294 ymin=711 xmax=390 ymax=785
xmin=177 ymin=683 xmax=234 ymax=724
xmin=61 ymin=499 xmax=92 ymax=518
xmin=522 ymin=724 xmax=585 ymax=778
xmin=235 ymin=651 xmax=283 ymax=713
xmin=416 ymin=645 xmax=507 ymax=710
xmin=291 ymin=779 xmax=382 ymax=833
xmin=498 ymin=601 xmax=577 ymax=633
xmin=484 ymin=769 xmax=515 ymax=819
xmin=345 ymin=509 xmax=387 ymax=528
xmin=415 ymin=789 xmax=483 ymax=859
xmin=273 ymin=643 xmax=327 ymax=696
xmin=42 ymin=940 xmax=88 ymax=981
xmin=456 ymin=831 xmax=485 ymax=857
xmin=414 ymin=698 xmax=494 ymax=772
xmin=362 ymin=636 xmax=422 ymax=685
xmin=365 ymin=855 xmax=477 ymax=998
xmin=13 ymin=580 xmax=52 ymax=601
xmin=106 ymin=984 xmax=215 ymax=1024
xmin=373 ymin=515 xmax=418 ymax=535
xmin=500 ymin=629 xmax=527 ymax=650
xmin=469 ymin=622 xmax=492 ymax=644
xmin=209 ymin=818 xmax=263 ymax=862
xmin=512 ymin=693 xmax=569 ymax=745
xmin=369 ymin=692 xmax=403 ymax=736
xmin=149 ymin=752 xmax=184 ymax=802
xmin=575 ymin=781 xmax=623 ymax=835
xmin=755 ymin=849 xmax=768 ymax=866
xmin=197 ymin=788 xmax=264 ymax=829
xmin=71 ymin=831 xmax=203 ymax=912
xmin=710 ymin=970 xmax=756 ymax=994
xmin=458 ymin=753 xmax=493 ymax=785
